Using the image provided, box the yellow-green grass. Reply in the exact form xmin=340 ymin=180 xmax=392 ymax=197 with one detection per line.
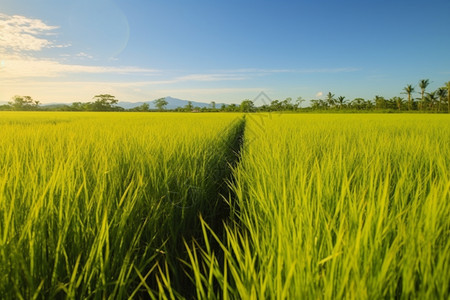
xmin=2 ymin=112 xmax=449 ymax=299
xmin=0 ymin=112 xmax=244 ymax=299
xmin=185 ymin=114 xmax=450 ymax=299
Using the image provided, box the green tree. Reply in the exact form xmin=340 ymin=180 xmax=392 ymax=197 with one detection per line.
xmin=443 ymin=81 xmax=450 ymax=113
xmin=336 ymin=96 xmax=346 ymax=109
xmin=92 ymin=94 xmax=119 ymax=111
xmin=310 ymin=99 xmax=320 ymax=109
xmin=154 ymin=98 xmax=168 ymax=111
xmin=141 ymin=103 xmax=150 ymax=112
xmin=269 ymin=100 xmax=282 ymax=111
xmin=281 ymin=97 xmax=294 ymax=110
xmin=131 ymin=103 xmax=151 ymax=112
xmin=392 ymin=96 xmax=405 ymax=111
xmin=240 ymin=99 xmax=255 ymax=112
xmin=295 ymin=97 xmax=305 ymax=110
xmin=326 ymin=92 xmax=335 ymax=109
xmin=350 ymin=98 xmax=366 ymax=110
xmin=402 ymin=84 xmax=415 ymax=110
xmin=184 ymin=101 xmax=193 ymax=112
xmin=374 ymin=95 xmax=387 ymax=109
xmin=436 ymin=88 xmax=447 ymax=112
xmin=210 ymin=101 xmax=216 ymax=110
xmin=418 ymin=79 xmax=430 ymax=110
xmin=70 ymin=102 xmax=85 ymax=111
xmin=227 ymin=103 xmax=238 ymax=112
xmin=0 ymin=104 xmax=11 ymax=111
xmin=425 ymin=91 xmax=438 ymax=111
xmin=8 ymin=95 xmax=40 ymax=111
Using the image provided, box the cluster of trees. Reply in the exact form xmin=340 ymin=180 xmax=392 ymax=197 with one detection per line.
xmin=0 ymin=94 xmax=124 ymax=112
xmin=128 ymin=98 xmax=169 ymax=112
xmin=170 ymin=100 xmax=256 ymax=112
xmin=0 ymin=95 xmax=172 ymax=112
xmin=60 ymin=94 xmax=123 ymax=111
xmin=2 ymin=79 xmax=449 ymax=113
xmin=0 ymin=95 xmax=40 ymax=111
xmin=209 ymin=78 xmax=449 ymax=112
xmin=305 ymin=80 xmax=450 ymax=112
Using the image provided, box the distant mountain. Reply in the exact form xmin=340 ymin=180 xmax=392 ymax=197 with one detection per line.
xmin=118 ymin=96 xmax=226 ymax=110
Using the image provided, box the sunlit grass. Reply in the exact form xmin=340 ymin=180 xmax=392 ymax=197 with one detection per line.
xmin=1 ymin=112 xmax=448 ymax=299
xmin=0 ymin=112 xmax=244 ymax=299
xmin=185 ymin=114 xmax=450 ymax=299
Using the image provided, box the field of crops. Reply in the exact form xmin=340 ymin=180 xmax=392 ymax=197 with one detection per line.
xmin=0 ymin=112 xmax=244 ymax=299
xmin=0 ymin=112 xmax=449 ymax=299
xmin=184 ymin=114 xmax=450 ymax=299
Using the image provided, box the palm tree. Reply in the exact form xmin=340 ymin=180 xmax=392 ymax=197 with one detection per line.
xmin=392 ymin=96 xmax=404 ymax=111
xmin=443 ymin=81 xmax=450 ymax=113
xmin=436 ymin=88 xmax=447 ymax=112
xmin=310 ymin=99 xmax=320 ymax=110
xmin=402 ymin=84 xmax=415 ymax=110
xmin=351 ymin=98 xmax=362 ymax=110
xmin=425 ymin=91 xmax=438 ymax=111
xmin=336 ymin=96 xmax=346 ymax=110
xmin=326 ymin=92 xmax=335 ymax=109
xmin=374 ymin=95 xmax=386 ymax=109
xmin=418 ymin=79 xmax=430 ymax=110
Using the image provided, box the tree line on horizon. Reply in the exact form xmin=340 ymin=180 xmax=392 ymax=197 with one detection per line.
xmin=1 ymin=79 xmax=449 ymax=113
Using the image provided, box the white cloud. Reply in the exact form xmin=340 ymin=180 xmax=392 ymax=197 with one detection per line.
xmin=222 ymin=68 xmax=294 ymax=74
xmin=218 ymin=68 xmax=359 ymax=74
xmin=177 ymin=73 xmax=248 ymax=82
xmin=0 ymin=13 xmax=59 ymax=52
xmin=155 ymin=88 xmax=264 ymax=95
xmin=76 ymin=52 xmax=94 ymax=59
xmin=0 ymin=55 xmax=158 ymax=78
xmin=298 ymin=68 xmax=359 ymax=73
xmin=94 ymin=73 xmax=250 ymax=88
xmin=0 ymin=55 xmax=253 ymax=82
xmin=315 ymin=91 xmax=323 ymax=98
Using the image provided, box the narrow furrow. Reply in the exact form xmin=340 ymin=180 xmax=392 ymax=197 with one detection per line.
xmin=150 ymin=116 xmax=247 ymax=298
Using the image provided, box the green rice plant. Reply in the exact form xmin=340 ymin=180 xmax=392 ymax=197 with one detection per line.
xmin=0 ymin=112 xmax=244 ymax=299
xmin=184 ymin=114 xmax=450 ymax=299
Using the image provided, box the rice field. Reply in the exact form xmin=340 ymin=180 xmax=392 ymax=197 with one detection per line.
xmin=0 ymin=112 xmax=449 ymax=299
xmin=184 ymin=114 xmax=450 ymax=299
xmin=0 ymin=112 xmax=244 ymax=299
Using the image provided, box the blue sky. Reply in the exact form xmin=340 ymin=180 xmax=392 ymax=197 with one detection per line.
xmin=1 ymin=0 xmax=449 ymax=104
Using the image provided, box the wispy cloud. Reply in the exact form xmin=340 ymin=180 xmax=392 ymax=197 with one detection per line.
xmin=177 ymin=73 xmax=248 ymax=82
xmin=0 ymin=54 xmax=256 ymax=81
xmin=112 ymin=68 xmax=359 ymax=87
xmin=0 ymin=13 xmax=59 ymax=52
xmin=221 ymin=68 xmax=294 ymax=74
xmin=88 ymin=73 xmax=250 ymax=88
xmin=75 ymin=52 xmax=94 ymax=59
xmin=219 ymin=67 xmax=359 ymax=74
xmin=154 ymin=88 xmax=264 ymax=95
xmin=296 ymin=67 xmax=359 ymax=73
xmin=0 ymin=55 xmax=159 ymax=78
